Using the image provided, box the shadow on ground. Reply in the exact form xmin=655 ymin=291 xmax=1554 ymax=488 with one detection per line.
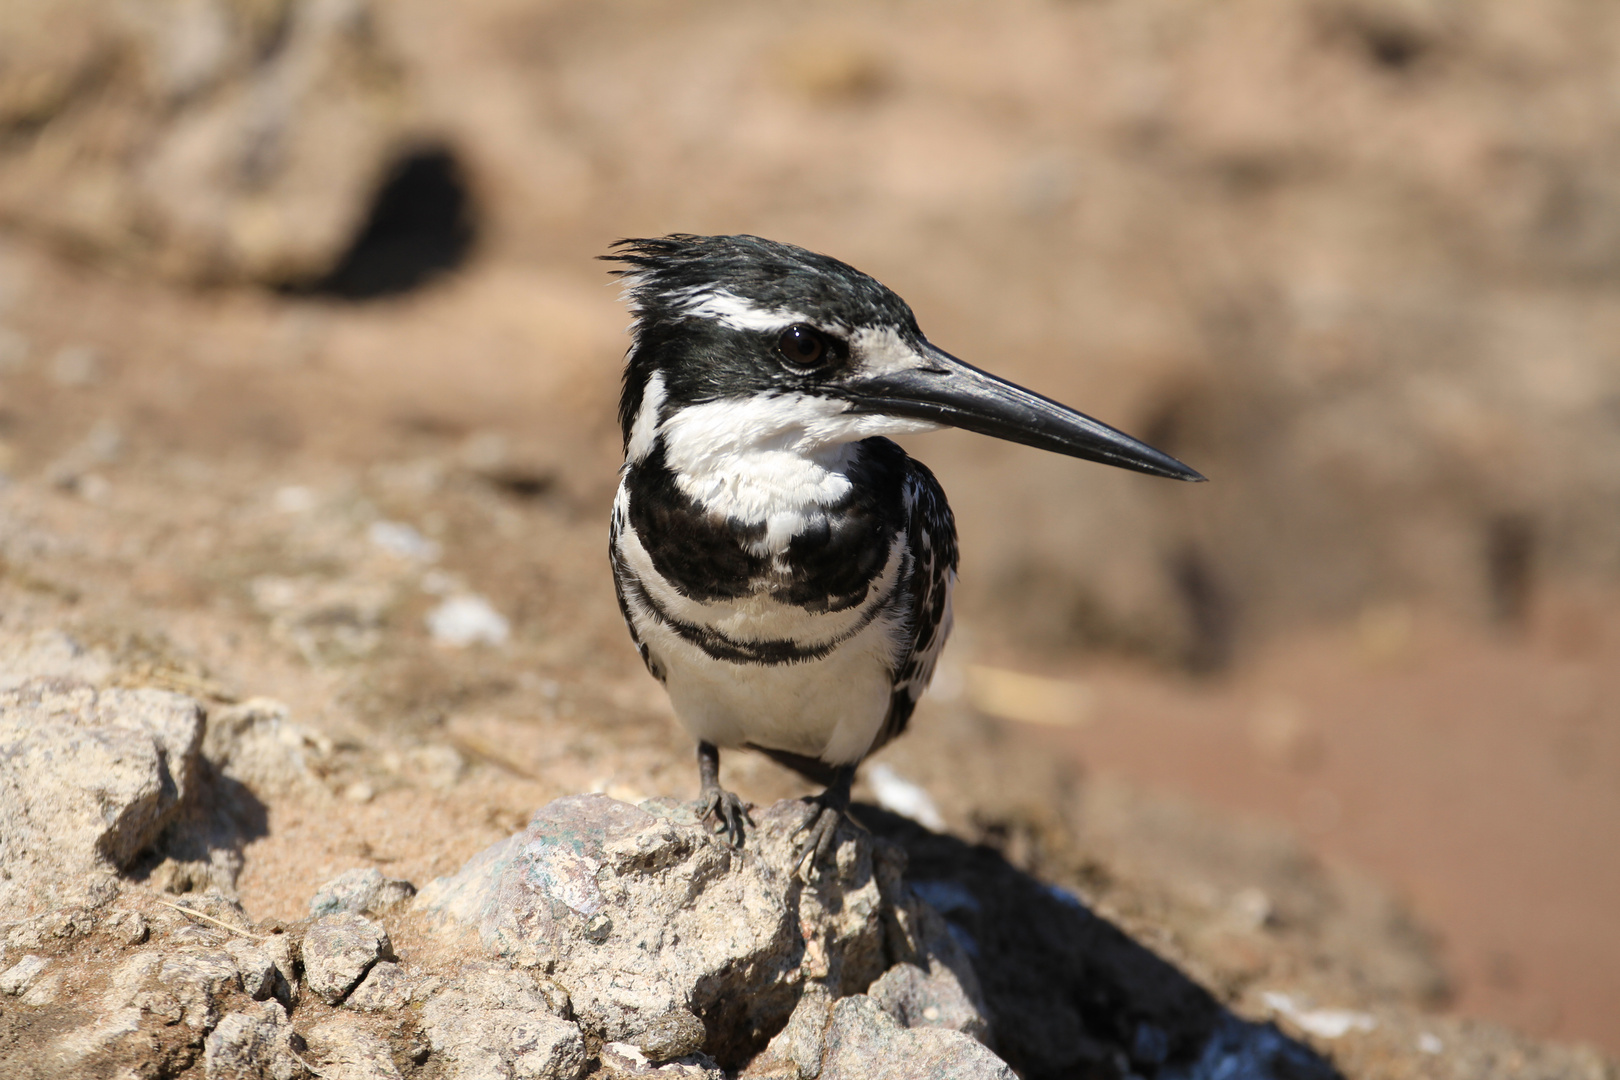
xmin=859 ymin=805 xmax=1339 ymax=1080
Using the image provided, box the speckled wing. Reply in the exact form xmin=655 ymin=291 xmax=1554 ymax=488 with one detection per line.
xmin=873 ymin=458 xmax=958 ymax=753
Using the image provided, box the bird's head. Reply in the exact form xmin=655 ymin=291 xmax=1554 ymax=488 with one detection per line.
xmin=604 ymin=234 xmax=1203 ymax=482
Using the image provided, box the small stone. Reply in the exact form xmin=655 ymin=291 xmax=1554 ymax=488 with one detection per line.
xmin=106 ymin=909 xmax=150 ymax=946
xmin=345 ymin=960 xmax=415 ymax=1012
xmin=1 ymin=954 xmax=49 ymax=996
xmin=159 ymin=948 xmax=243 ymax=1030
xmin=753 ymin=985 xmax=831 ymax=1080
xmin=0 ymin=680 xmax=204 ymax=900
xmin=259 ymin=930 xmax=302 ymax=1005
xmin=205 ymin=1001 xmax=300 ymax=1080
xmin=225 ymin=939 xmax=282 ymax=1001
xmin=634 ymin=1007 xmax=707 ymax=1061
xmin=601 ymin=1041 xmax=724 ymax=1078
xmin=426 ymin=594 xmax=510 ymax=647
xmin=303 ymin=912 xmax=390 ymax=1004
xmin=420 ymin=971 xmax=588 ymax=1080
xmin=819 ymin=995 xmax=1015 ymax=1080
xmin=306 ymin=1015 xmax=404 ymax=1079
xmin=309 ymin=867 xmax=417 ymax=918
xmin=868 ymin=960 xmax=990 ymax=1044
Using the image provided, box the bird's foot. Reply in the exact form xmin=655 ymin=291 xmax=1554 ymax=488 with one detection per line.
xmin=791 ymin=767 xmax=857 ymax=880
xmin=695 ymin=740 xmax=752 ymax=847
xmin=698 ymin=783 xmax=752 ymax=847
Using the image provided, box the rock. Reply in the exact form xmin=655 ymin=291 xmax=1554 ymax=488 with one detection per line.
xmin=205 ymin=1001 xmax=301 ymax=1080
xmin=419 ymin=965 xmax=588 ymax=1080
xmin=0 ymin=953 xmax=49 ymax=995
xmin=632 ymin=1008 xmax=708 ymax=1062
xmin=310 ymin=868 xmax=417 ymax=918
xmin=259 ymin=929 xmax=303 ymax=1005
xmin=0 ymin=0 xmax=418 ymax=287
xmin=226 ymin=938 xmax=292 ymax=1004
xmin=344 ymin=959 xmax=416 ymax=1012
xmin=866 ymin=891 xmax=991 ymax=1046
xmin=0 ymin=679 xmax=203 ymax=913
xmin=159 ymin=947 xmax=243 ymax=1030
xmin=819 ymin=996 xmax=1016 ymax=1080
xmin=599 ymin=1041 xmax=724 ymax=1079
xmin=0 ymin=630 xmax=110 ymax=690
xmin=306 ymin=1015 xmax=404 ymax=1080
xmin=867 ymin=962 xmax=989 ymax=1045
xmin=106 ymin=909 xmax=150 ymax=946
xmin=746 ymin=985 xmax=833 ymax=1080
xmin=52 ymin=1005 xmax=149 ymax=1069
xmin=204 ymin=697 xmax=330 ymax=797
xmin=416 ymin=794 xmax=895 ymax=1064
xmin=302 ymin=912 xmax=390 ymax=1005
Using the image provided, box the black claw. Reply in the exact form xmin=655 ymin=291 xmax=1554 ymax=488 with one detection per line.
xmin=696 ymin=741 xmax=751 ymax=847
xmin=791 ymin=765 xmax=857 ymax=879
xmin=700 ymin=785 xmax=752 ymax=847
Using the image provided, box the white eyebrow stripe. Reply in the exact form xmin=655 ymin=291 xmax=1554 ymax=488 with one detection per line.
xmin=669 ymin=288 xmax=817 ymax=333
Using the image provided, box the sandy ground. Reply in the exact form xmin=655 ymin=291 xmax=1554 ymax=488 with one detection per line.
xmin=1 ymin=228 xmax=1616 ymax=1057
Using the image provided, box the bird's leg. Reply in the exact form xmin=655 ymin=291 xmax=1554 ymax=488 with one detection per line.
xmin=696 ymin=741 xmax=751 ymax=846
xmin=792 ymin=765 xmax=857 ymax=879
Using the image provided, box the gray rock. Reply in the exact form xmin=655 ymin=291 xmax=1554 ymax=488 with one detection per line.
xmin=259 ymin=929 xmax=302 ymax=1006
xmin=0 ymin=679 xmax=203 ymax=912
xmin=106 ymin=909 xmax=150 ymax=946
xmin=306 ymin=1015 xmax=404 ymax=1080
xmin=416 ymin=794 xmax=895 ymax=1058
xmin=0 ymin=630 xmax=111 ymax=691
xmin=819 ymin=996 xmax=1015 ymax=1080
xmin=302 ymin=912 xmax=390 ymax=1004
xmin=344 ymin=959 xmax=416 ymax=1012
xmin=632 ymin=1008 xmax=708 ymax=1062
xmin=599 ymin=1041 xmax=724 ymax=1079
xmin=420 ymin=965 xmax=588 ymax=1080
xmin=868 ymin=962 xmax=989 ymax=1044
xmin=750 ymin=985 xmax=833 ymax=1080
xmin=204 ymin=697 xmax=330 ymax=797
xmin=0 ymin=953 xmax=49 ymax=995
xmin=159 ymin=947 xmax=242 ymax=1030
xmin=310 ymin=867 xmax=418 ymax=918
xmin=205 ymin=1000 xmax=301 ymax=1080
xmin=226 ymin=938 xmax=285 ymax=1002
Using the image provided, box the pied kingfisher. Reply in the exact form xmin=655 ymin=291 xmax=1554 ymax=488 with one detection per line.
xmin=605 ymin=235 xmax=1203 ymax=873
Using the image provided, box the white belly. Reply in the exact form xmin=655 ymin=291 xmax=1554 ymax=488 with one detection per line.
xmin=646 ymin=618 xmax=897 ymax=766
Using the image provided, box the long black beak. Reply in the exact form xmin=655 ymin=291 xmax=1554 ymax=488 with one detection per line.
xmin=842 ymin=345 xmax=1206 ymax=481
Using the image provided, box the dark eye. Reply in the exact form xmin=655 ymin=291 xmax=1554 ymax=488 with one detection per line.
xmin=777 ymin=324 xmax=829 ymax=371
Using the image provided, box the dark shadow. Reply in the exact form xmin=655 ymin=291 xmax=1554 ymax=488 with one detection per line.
xmin=857 ymin=805 xmax=1341 ymax=1080
xmin=1172 ymin=546 xmax=1237 ymax=675
xmin=292 ymin=145 xmax=477 ymax=300
xmin=127 ymin=757 xmax=270 ymax=895
xmin=1485 ymin=513 xmax=1535 ymax=627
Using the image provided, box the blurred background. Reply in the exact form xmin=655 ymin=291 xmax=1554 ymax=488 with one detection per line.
xmin=1 ymin=0 xmax=1617 ymax=1055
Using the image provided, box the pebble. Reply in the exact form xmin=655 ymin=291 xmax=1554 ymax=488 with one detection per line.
xmin=426 ymin=593 xmax=510 ymax=647
xmin=302 ymin=912 xmax=391 ymax=1005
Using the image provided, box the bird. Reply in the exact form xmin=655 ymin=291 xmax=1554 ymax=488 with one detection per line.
xmin=604 ymin=234 xmax=1203 ymax=875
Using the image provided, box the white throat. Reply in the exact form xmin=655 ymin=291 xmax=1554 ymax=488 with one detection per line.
xmin=634 ymin=390 xmax=936 ymax=547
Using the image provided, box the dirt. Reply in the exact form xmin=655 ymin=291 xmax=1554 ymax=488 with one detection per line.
xmin=2 ymin=0 xmax=1619 ymax=1068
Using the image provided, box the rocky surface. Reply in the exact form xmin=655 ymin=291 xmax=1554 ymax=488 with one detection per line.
xmin=0 ymin=678 xmax=203 ymax=914
xmin=0 ymin=622 xmax=1613 ymax=1079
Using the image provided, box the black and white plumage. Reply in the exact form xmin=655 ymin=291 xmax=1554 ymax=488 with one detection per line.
xmin=604 ymin=235 xmax=1201 ymax=871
